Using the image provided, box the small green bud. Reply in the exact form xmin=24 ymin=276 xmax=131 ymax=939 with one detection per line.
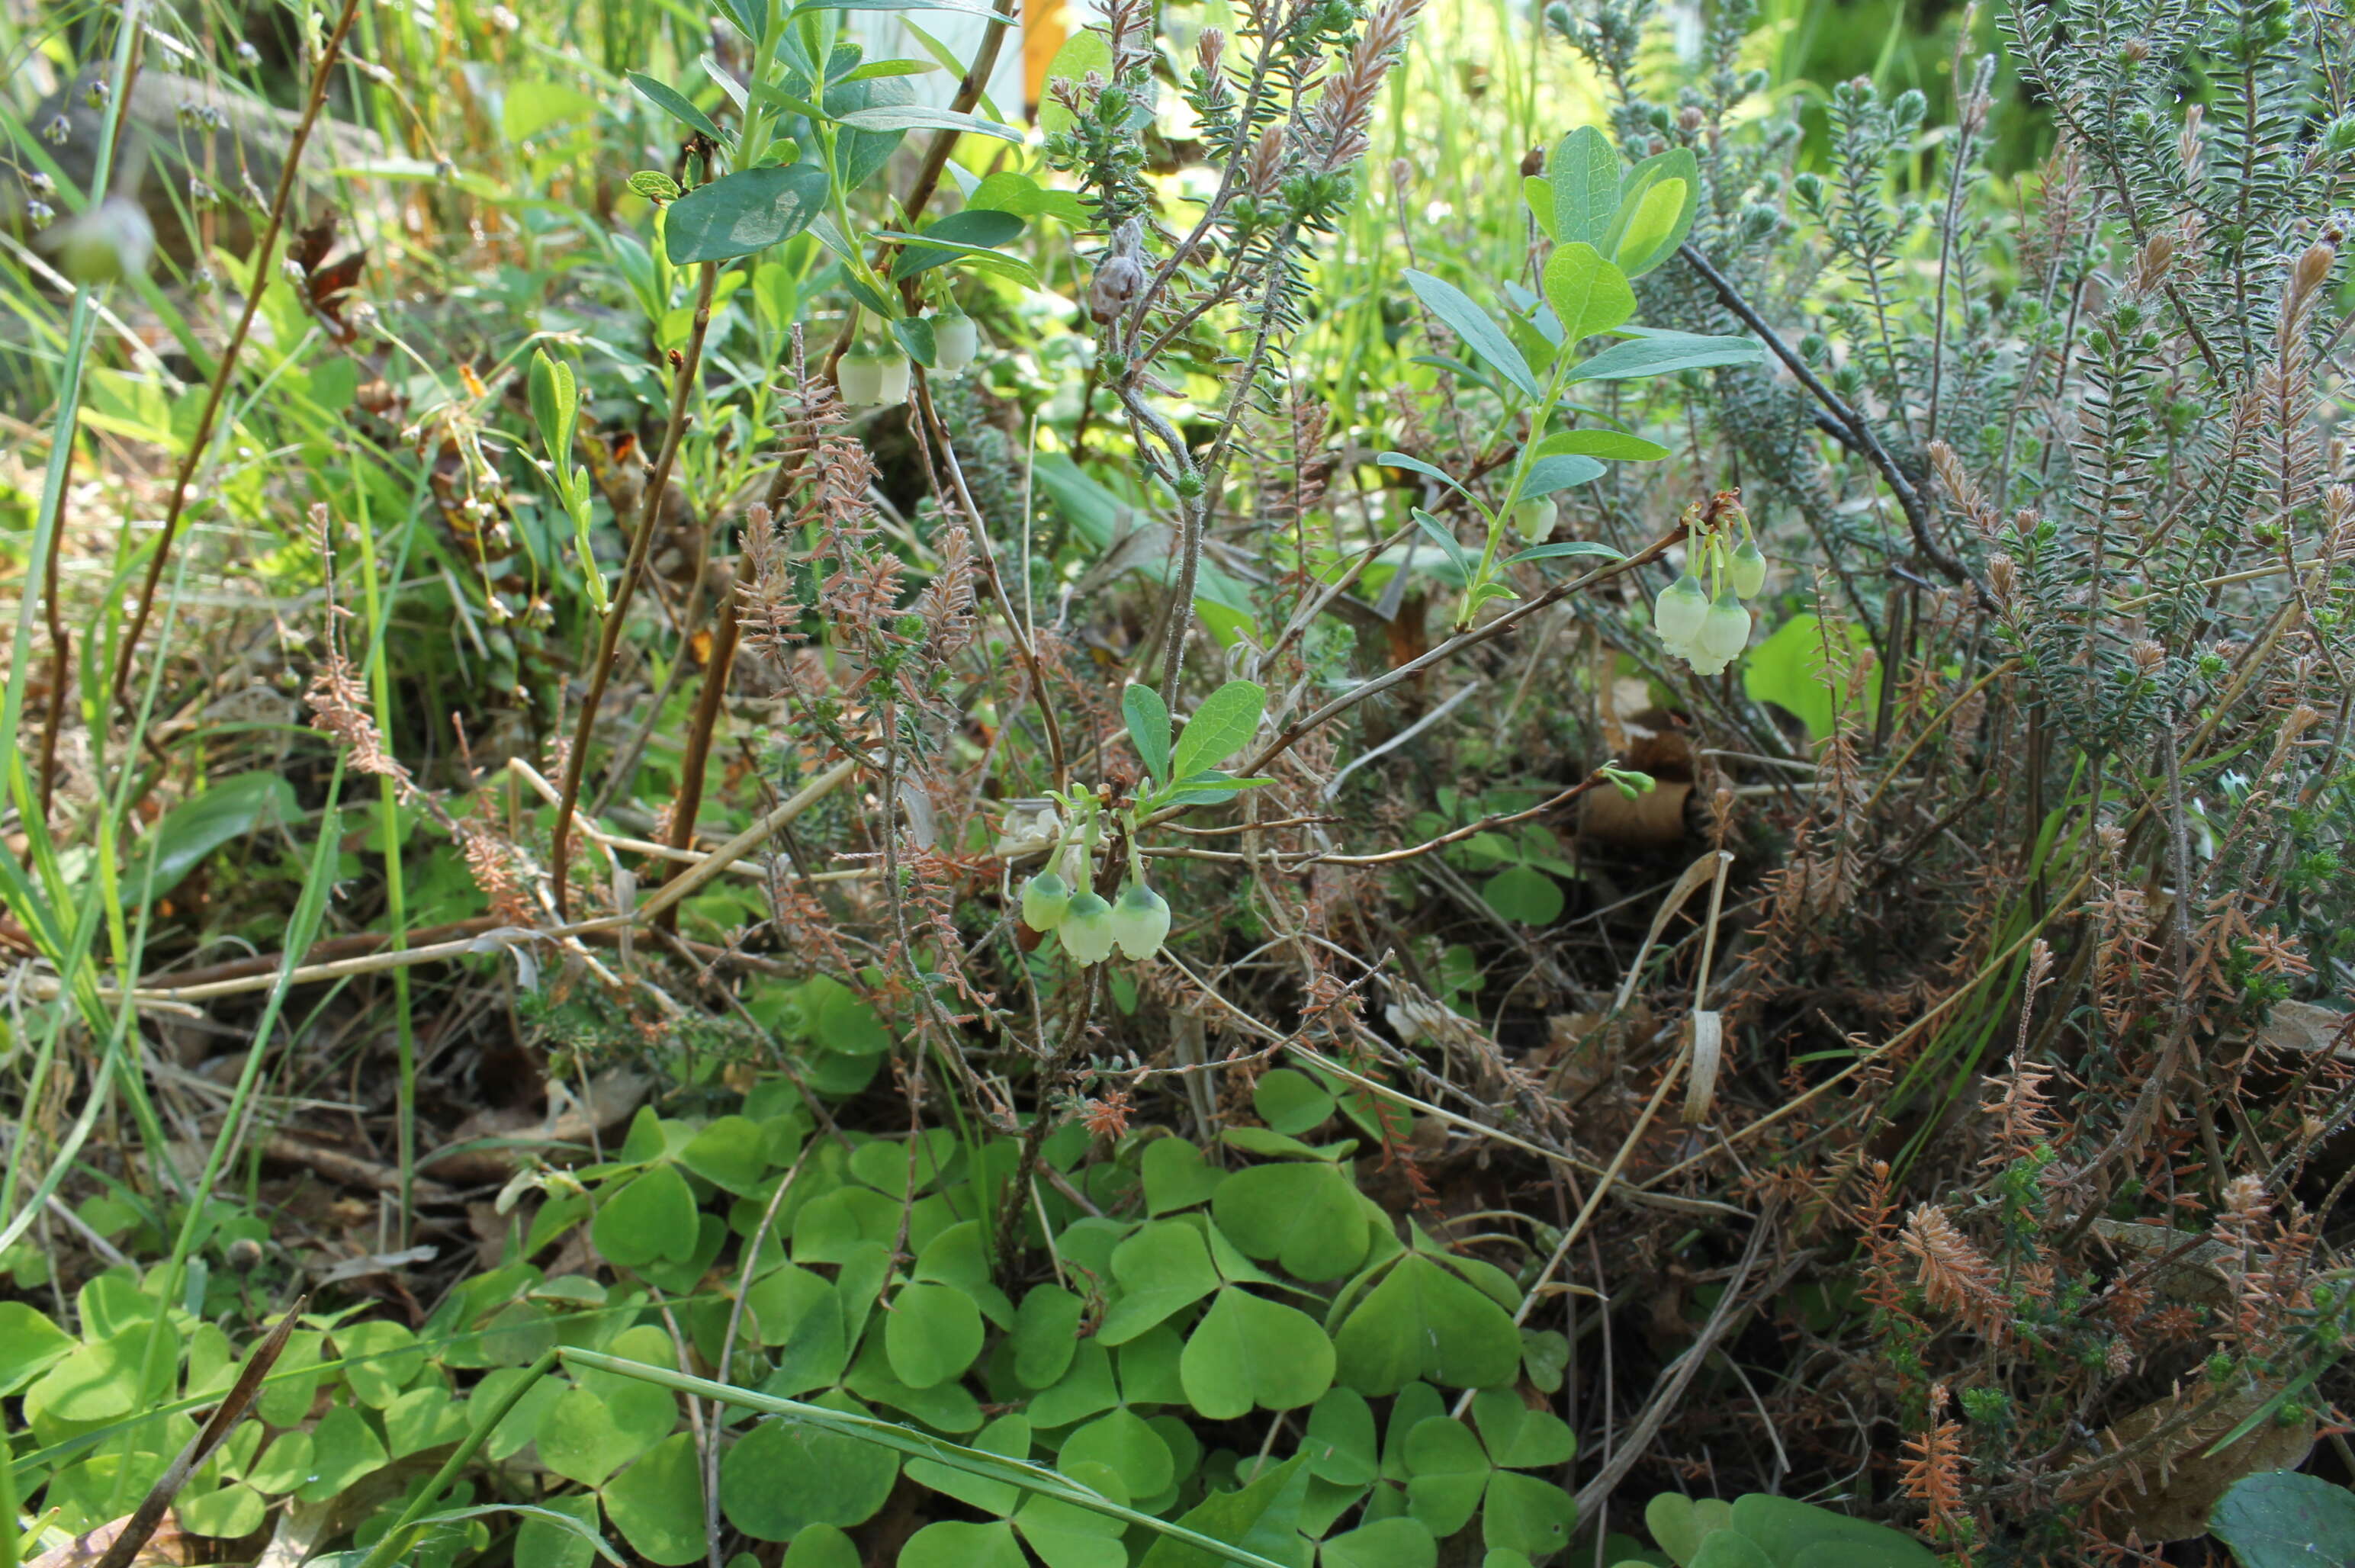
xmin=1060 ymin=892 xmax=1117 ymax=964
xmin=1108 ymin=882 xmax=1171 ymax=960
xmin=1021 ymin=871 xmax=1072 ymax=930
xmin=1730 ymin=538 xmax=1768 ymax=599
xmin=1696 ymin=585 xmax=1753 ymax=661
xmin=1605 ymin=768 xmax=1655 ymax=800
xmin=1653 ymin=573 xmax=1708 ymax=648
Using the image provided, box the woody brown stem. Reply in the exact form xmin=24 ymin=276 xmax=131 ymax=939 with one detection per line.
xmin=654 ymin=573 xmax=742 ymax=934
xmin=820 ymin=0 xmax=1020 ymax=382
xmin=552 ymin=260 xmax=719 ymax=920
xmin=38 ymin=424 xmax=72 ymax=823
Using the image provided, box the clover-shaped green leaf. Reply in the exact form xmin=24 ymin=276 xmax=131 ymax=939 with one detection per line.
xmin=1402 ymin=1418 xmax=1488 ymax=1536
xmin=593 ymin=1164 xmax=700 ymax=1269
xmin=1304 ymin=1388 xmax=1380 ymax=1487
xmin=721 ymin=1399 xmax=900 ymax=1541
xmin=1252 ymin=1070 xmax=1338 ymax=1136
xmin=605 ymin=1433 xmax=709 ymax=1565
xmin=1180 ymin=1287 xmax=1335 ymax=1418
xmin=1335 ymin=1255 xmax=1521 ymax=1395
xmin=1142 ymin=1139 xmax=1228 ymax=1214
xmin=901 ymin=1520 xmax=1029 ymax=1568
xmin=1100 ymin=1221 xmax=1222 ymax=1344
xmin=1323 ymin=1518 xmax=1438 ymax=1568
xmin=1213 ymin=1162 xmax=1367 ymax=1282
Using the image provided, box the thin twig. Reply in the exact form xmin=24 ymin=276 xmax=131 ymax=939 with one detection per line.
xmin=914 ymin=371 xmax=1068 ymax=791
xmin=657 ymin=571 xmax=743 ymax=934
xmin=554 ymin=261 xmax=721 ymax=919
xmin=112 ymin=0 xmax=366 ymax=704
xmin=1676 ymin=241 xmax=1991 ymax=609
xmin=1569 ymin=1225 xmax=1807 ymax=1520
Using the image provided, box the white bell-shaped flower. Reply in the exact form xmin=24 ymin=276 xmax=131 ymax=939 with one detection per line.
xmin=931 ymin=313 xmax=981 ymax=377
xmin=1696 ymin=586 xmax=1753 ymax=662
xmin=1653 ymin=574 xmax=1708 ymax=647
xmin=1108 ymin=882 xmax=1171 ymax=960
xmin=1021 ymin=871 xmax=1071 ymax=931
xmin=1059 ymin=892 xmax=1117 ymax=964
xmin=1730 ymin=539 xmax=1768 ymax=599
xmin=840 ymin=352 xmax=910 ymax=407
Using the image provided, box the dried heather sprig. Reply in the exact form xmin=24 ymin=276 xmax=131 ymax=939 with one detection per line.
xmin=1901 ymin=1204 xmax=2007 ymax=1336
xmin=1898 ymin=1383 xmax=1970 ymax=1544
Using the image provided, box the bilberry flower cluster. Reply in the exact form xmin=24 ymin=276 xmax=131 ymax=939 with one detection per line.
xmin=1653 ymin=497 xmax=1767 ymax=677
xmin=1017 ymin=799 xmax=1170 ymax=966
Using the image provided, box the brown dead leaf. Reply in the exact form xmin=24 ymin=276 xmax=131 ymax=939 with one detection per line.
xmin=2089 ymin=1219 xmax=2242 ymax=1306
xmin=422 ymin=1064 xmax=654 ymax=1183
xmin=1578 ymin=779 xmax=1692 ymax=850
xmin=27 ymin=1515 xmax=191 ymax=1568
xmin=1538 ymin=1011 xmax=1614 ymax=1098
xmin=2069 ymin=1382 xmax=2314 ymax=1543
xmin=2254 ymin=1000 xmax=2352 ymax=1059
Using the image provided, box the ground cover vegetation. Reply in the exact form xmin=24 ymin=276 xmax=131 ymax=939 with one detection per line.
xmin=3 ymin=0 xmax=2355 ymax=1562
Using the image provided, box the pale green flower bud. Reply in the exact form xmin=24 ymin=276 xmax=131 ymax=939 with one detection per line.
xmin=1512 ymin=497 xmax=1558 ymax=542
xmin=1696 ymin=586 xmax=1753 ymax=661
xmin=1730 ymin=538 xmax=1768 ymax=599
xmin=1021 ymin=871 xmax=1071 ymax=931
xmin=1059 ymin=892 xmax=1116 ymax=964
xmin=1109 ymin=882 xmax=1171 ymax=960
xmin=1653 ymin=573 xmax=1708 ymax=647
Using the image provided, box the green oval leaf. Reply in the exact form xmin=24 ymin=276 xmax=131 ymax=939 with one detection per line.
xmin=2212 ymin=1473 xmax=2355 ymax=1568
xmin=1533 ymin=429 xmax=1668 ymax=461
xmin=666 ymin=164 xmax=831 ymax=264
xmin=1179 ymin=1288 xmax=1336 ymax=1418
xmin=1124 ymin=683 xmax=1174 ymax=786
xmin=1171 ymin=680 xmax=1268 ymax=780
xmin=1604 ymin=146 xmax=1700 ymax=278
xmin=836 ymin=104 xmax=1023 ymax=141
xmin=888 ymin=207 xmax=1026 ymax=279
xmin=1547 ymin=127 xmax=1622 ymax=249
xmin=604 ymin=1432 xmax=708 ymax=1565
xmin=592 ymin=1163 xmax=700 ymax=1268
xmin=1566 ymin=331 xmax=1763 ymax=383
xmin=1520 ymin=455 xmax=1606 ymax=498
xmin=1541 ymin=243 xmax=1634 ymax=346
xmin=1402 ymin=271 xmax=1543 ymax=404
xmin=628 ymin=73 xmax=728 ymax=143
